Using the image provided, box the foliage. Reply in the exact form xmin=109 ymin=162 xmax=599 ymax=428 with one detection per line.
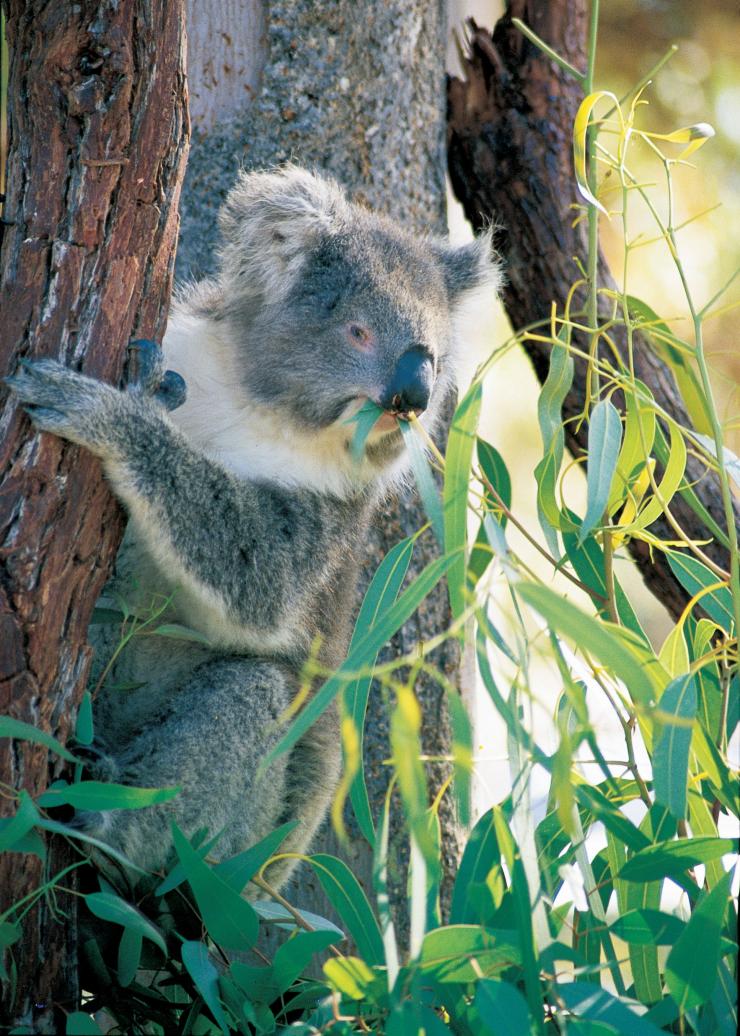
xmin=1 ymin=9 xmax=738 ymax=1035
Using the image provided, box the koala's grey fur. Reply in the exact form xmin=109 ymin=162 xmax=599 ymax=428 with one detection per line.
xmin=7 ymin=166 xmax=499 ymax=892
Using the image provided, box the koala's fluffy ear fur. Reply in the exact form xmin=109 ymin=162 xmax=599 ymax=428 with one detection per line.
xmin=436 ymin=227 xmax=503 ymax=305
xmin=218 ymin=165 xmax=347 ymax=299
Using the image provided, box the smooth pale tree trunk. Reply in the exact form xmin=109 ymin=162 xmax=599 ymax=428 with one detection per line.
xmin=0 ymin=3 xmax=188 ymax=1029
xmin=180 ymin=0 xmax=461 ymax=949
xmin=447 ymin=0 xmax=739 ymax=620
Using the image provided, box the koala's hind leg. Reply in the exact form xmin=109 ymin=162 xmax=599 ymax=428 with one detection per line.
xmin=89 ymin=657 xmax=295 ymax=882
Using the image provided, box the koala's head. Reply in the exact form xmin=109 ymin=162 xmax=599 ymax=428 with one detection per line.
xmin=211 ymin=166 xmax=500 ymax=461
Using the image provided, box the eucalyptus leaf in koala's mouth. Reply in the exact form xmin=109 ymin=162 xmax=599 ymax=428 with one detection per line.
xmin=345 ymin=399 xmax=386 ymax=461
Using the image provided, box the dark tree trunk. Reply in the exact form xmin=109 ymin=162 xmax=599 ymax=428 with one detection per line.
xmin=0 ymin=3 xmax=189 ymax=1029
xmin=447 ymin=0 xmax=738 ymax=620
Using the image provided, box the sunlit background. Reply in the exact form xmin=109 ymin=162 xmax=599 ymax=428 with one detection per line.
xmin=447 ymin=3 xmax=740 ymax=907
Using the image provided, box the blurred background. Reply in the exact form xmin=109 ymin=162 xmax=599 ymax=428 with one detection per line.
xmin=446 ymin=1 xmax=740 ymax=823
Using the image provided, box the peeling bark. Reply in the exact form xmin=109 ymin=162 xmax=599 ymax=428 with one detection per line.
xmin=447 ymin=0 xmax=738 ymax=620
xmin=0 ymin=3 xmax=189 ymax=1028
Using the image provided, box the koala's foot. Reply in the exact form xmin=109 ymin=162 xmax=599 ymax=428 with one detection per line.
xmin=4 ymin=358 xmax=121 ymax=447
xmin=126 ymin=339 xmax=187 ymax=412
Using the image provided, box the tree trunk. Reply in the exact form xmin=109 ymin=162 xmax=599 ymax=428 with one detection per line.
xmin=0 ymin=3 xmax=188 ymax=1029
xmin=447 ymin=0 xmax=739 ymax=621
xmin=180 ymin=0 xmax=459 ymax=950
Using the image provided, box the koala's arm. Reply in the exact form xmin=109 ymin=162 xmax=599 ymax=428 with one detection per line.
xmin=5 ymin=360 xmax=342 ymax=636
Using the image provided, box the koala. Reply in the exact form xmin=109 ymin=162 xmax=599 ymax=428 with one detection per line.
xmin=6 ymin=166 xmax=499 ymax=891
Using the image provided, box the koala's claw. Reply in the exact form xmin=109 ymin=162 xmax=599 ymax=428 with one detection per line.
xmin=126 ymin=339 xmax=165 ymax=394
xmin=126 ymin=340 xmax=187 ymax=411
xmin=154 ymin=369 xmax=187 ymax=411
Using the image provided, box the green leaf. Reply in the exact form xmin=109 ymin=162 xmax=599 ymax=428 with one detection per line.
xmin=75 ymin=692 xmax=94 ymax=746
xmin=251 ymin=899 xmax=343 ymax=936
xmin=345 ymin=535 xmax=415 ymax=844
xmin=116 ymin=926 xmax=142 ymax=988
xmin=607 ymin=381 xmax=656 ymax=515
xmin=443 ymin=381 xmax=483 ymax=619
xmin=451 ymin=808 xmax=502 ymax=925
xmin=573 ymin=91 xmax=618 ymax=214
xmin=181 ymin=940 xmax=230 ymax=1036
xmin=84 ymin=892 xmax=166 ymax=954
xmin=665 ymin=871 xmax=732 ymax=1011
xmin=0 ymin=791 xmax=40 ymax=852
xmin=322 ymin=956 xmax=378 ymax=1001
xmin=418 ymin=925 xmax=520 ymax=983
xmin=534 ymin=334 xmax=574 ymax=554
xmin=470 ymin=439 xmax=512 ymax=585
xmin=666 ymin=551 xmax=735 ymax=632
xmin=346 ymin=399 xmax=384 ymax=461
xmin=273 ymin=930 xmax=339 ymax=995
xmin=619 ymin=836 xmax=735 ymax=882
xmin=0 ymin=716 xmax=79 ymax=763
xmin=517 ymin=583 xmax=664 ymax=704
xmin=610 ymin=908 xmax=685 ymax=945
xmin=447 ymin=693 xmax=473 ymax=836
xmin=262 ymin=550 xmax=457 ymax=769
xmin=65 ymin=1013 xmax=102 ymax=1035
xmin=626 ymin=296 xmax=712 ymax=435
xmin=38 ymin=781 xmax=180 ymax=811
xmin=399 ymin=420 xmax=444 ymax=546
xmin=653 ymin=674 xmax=697 ymax=819
xmin=557 ymin=981 xmax=665 ymax=1036
xmin=214 ymin=819 xmax=297 ymax=893
xmin=632 ymin=420 xmax=686 ymax=531
xmin=172 ymin=823 xmax=258 ymax=952
xmin=580 ymin=399 xmax=623 ymax=543
xmin=150 ymin=623 xmax=212 ymax=645
xmin=307 ymin=854 xmax=384 ymax=965
xmin=475 ymin=979 xmax=530 ymax=1035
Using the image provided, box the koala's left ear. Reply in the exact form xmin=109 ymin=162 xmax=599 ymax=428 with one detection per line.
xmin=437 ymin=228 xmax=503 ymax=304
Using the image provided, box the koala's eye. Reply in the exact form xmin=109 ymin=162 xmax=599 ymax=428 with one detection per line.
xmin=346 ymin=323 xmax=373 ymax=349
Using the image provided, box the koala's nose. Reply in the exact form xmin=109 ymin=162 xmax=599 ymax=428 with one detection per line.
xmin=380 ymin=347 xmax=434 ymax=416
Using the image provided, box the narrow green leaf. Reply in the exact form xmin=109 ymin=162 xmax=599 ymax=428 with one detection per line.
xmin=653 ymin=674 xmax=697 ymax=819
xmin=323 ymin=955 xmax=377 ymax=1000
xmin=607 ymin=381 xmax=656 ymax=515
xmin=557 ymin=981 xmax=665 ymax=1036
xmin=620 ymin=837 xmax=735 ymax=882
xmin=213 ymin=819 xmax=297 ymax=893
xmin=38 ymin=781 xmax=180 ymax=812
xmin=517 ymin=582 xmax=664 ymax=704
xmin=475 ymin=979 xmax=531 ymax=1035
xmin=272 ymin=930 xmax=340 ymax=995
xmin=665 ymin=872 xmax=732 ymax=1011
xmin=116 ymin=927 xmax=142 ymax=988
xmin=0 ymin=791 xmax=40 ymax=852
xmin=418 ymin=925 xmax=520 ymax=983
xmin=181 ymin=940 xmax=230 ymax=1036
xmin=443 ymin=381 xmax=483 ymax=618
xmin=150 ymin=623 xmax=212 ymax=645
xmin=346 ymin=399 xmax=384 ymax=461
xmin=573 ymin=91 xmax=618 ymax=214
xmin=450 ymin=811 xmax=502 ymax=927
xmin=262 ymin=551 xmax=457 ymax=769
xmin=307 ymin=854 xmax=384 ymax=965
xmin=534 ymin=334 xmax=574 ymax=553
xmin=580 ymin=399 xmax=623 ymax=543
xmin=666 ymin=551 xmax=734 ymax=632
xmin=65 ymin=1013 xmax=102 ymax=1035
xmin=75 ymin=692 xmax=94 ymax=746
xmin=632 ymin=421 xmax=687 ymax=531
xmin=345 ymin=535 xmax=414 ymax=844
xmin=0 ymin=716 xmax=78 ymax=763
xmin=172 ymin=823 xmax=259 ymax=951
xmin=610 ymin=909 xmax=685 ymax=945
xmin=448 ymin=687 xmax=473 ymax=828
xmin=399 ymin=420 xmax=444 ymax=545
xmin=84 ymin=892 xmax=166 ymax=954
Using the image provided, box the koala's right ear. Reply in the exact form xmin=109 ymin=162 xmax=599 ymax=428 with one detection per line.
xmin=217 ymin=165 xmax=346 ymax=298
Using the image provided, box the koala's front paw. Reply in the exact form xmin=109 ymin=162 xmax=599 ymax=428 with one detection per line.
xmin=4 ymin=358 xmax=121 ymax=453
xmin=126 ymin=339 xmax=187 ymax=412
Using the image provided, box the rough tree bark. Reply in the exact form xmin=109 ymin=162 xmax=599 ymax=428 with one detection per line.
xmin=447 ymin=0 xmax=739 ymax=620
xmin=179 ymin=0 xmax=460 ymax=949
xmin=0 ymin=3 xmax=188 ymax=1029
